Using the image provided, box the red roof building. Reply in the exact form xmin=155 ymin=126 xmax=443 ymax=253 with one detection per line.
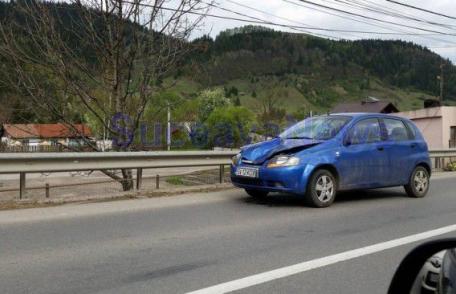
xmin=2 ymin=124 xmax=92 ymax=139
xmin=1 ymin=124 xmax=93 ymax=151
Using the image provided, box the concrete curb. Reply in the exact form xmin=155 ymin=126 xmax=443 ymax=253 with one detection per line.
xmin=432 ymin=171 xmax=456 ymax=179
xmin=0 ymin=183 xmax=236 ymax=211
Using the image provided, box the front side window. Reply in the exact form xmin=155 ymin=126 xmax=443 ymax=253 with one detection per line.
xmin=347 ymin=118 xmax=381 ymax=145
xmin=280 ymin=116 xmax=351 ymax=141
xmin=383 ymin=118 xmax=409 ymax=141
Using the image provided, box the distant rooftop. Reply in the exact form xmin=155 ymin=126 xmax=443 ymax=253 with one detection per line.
xmin=331 ymin=97 xmax=399 ymax=114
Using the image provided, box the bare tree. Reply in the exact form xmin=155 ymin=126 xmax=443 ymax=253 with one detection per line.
xmin=254 ymin=79 xmax=286 ymax=125
xmin=0 ymin=0 xmax=211 ymax=190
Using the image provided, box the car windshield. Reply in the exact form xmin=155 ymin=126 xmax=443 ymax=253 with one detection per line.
xmin=280 ymin=116 xmax=352 ymax=140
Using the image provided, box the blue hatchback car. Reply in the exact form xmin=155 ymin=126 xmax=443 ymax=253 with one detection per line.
xmin=231 ymin=113 xmax=431 ymax=207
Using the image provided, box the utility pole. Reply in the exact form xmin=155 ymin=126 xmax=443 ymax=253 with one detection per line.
xmin=167 ymin=102 xmax=171 ymax=151
xmin=438 ymin=62 xmax=445 ymax=102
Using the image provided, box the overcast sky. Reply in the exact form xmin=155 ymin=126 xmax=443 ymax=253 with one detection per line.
xmin=193 ymin=0 xmax=456 ymax=62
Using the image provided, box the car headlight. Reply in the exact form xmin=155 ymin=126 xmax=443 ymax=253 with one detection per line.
xmin=232 ymin=153 xmax=242 ymax=166
xmin=267 ymin=155 xmax=300 ymax=168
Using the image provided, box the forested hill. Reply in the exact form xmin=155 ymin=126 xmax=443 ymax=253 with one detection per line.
xmin=1 ymin=0 xmax=456 ymax=123
xmin=195 ymin=27 xmax=451 ymax=92
xmin=184 ymin=26 xmax=456 ymax=112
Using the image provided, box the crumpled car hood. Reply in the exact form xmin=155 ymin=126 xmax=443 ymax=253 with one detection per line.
xmin=241 ymin=137 xmax=323 ymax=165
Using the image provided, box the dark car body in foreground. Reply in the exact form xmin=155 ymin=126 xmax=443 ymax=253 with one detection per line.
xmin=231 ymin=113 xmax=431 ymax=207
xmin=438 ymin=249 xmax=456 ymax=293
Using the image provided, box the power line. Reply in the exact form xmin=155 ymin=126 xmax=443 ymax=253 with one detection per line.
xmin=386 ymin=0 xmax=456 ymax=21
xmin=429 ymin=45 xmax=456 ymax=49
xmin=331 ymin=0 xmax=456 ymax=30
xmin=357 ymin=0 xmax=453 ymax=25
xmin=210 ymin=0 xmax=342 ymax=39
xmin=282 ymin=0 xmax=456 ymax=46
xmin=222 ymin=0 xmax=348 ymax=39
xmin=318 ymin=0 xmax=456 ymax=44
xmin=124 ymin=1 xmax=448 ymax=36
xmin=282 ymin=0 xmax=431 ymax=37
xmin=288 ymin=0 xmax=455 ymax=35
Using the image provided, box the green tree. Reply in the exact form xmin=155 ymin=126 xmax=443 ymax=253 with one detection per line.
xmin=205 ymin=106 xmax=255 ymax=148
xmin=197 ymin=88 xmax=231 ymax=122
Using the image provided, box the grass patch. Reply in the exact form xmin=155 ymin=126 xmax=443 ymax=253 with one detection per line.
xmin=166 ymin=176 xmax=185 ymax=186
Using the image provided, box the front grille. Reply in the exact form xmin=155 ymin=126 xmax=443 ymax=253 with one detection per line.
xmin=231 ymin=177 xmax=263 ymax=186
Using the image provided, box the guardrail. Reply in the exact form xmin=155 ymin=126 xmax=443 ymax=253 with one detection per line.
xmin=0 ymin=149 xmax=454 ymax=200
xmin=0 ymin=151 xmax=238 ymax=199
xmin=0 ymin=151 xmax=238 ymax=174
xmin=428 ymin=149 xmax=456 ymax=170
xmin=428 ymin=149 xmax=456 ymax=158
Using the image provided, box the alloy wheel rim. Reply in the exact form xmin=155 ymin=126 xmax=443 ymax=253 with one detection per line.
xmin=315 ymin=175 xmax=334 ymax=202
xmin=414 ymin=170 xmax=428 ymax=193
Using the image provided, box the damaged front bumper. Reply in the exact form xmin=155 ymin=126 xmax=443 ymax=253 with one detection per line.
xmin=230 ymin=163 xmax=310 ymax=195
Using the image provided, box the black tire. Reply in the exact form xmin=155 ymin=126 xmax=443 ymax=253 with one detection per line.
xmin=305 ymin=169 xmax=337 ymax=208
xmin=404 ymin=166 xmax=430 ymax=198
xmin=245 ymin=189 xmax=268 ymax=199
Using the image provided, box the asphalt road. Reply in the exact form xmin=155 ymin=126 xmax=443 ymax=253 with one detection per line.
xmin=1 ymin=175 xmax=456 ymax=294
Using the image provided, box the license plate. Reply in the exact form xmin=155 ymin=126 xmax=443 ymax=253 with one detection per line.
xmin=235 ymin=167 xmax=259 ymax=178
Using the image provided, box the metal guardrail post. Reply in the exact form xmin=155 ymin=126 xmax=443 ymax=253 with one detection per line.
xmin=19 ymin=172 xmax=26 ymax=199
xmin=136 ymin=168 xmax=143 ymax=190
xmin=156 ymin=174 xmax=160 ymax=189
xmin=45 ymin=183 xmax=50 ymax=198
xmin=219 ymin=165 xmax=224 ymax=184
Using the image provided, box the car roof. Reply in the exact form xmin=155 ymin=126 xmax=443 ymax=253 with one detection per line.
xmin=329 ymin=112 xmax=406 ymax=120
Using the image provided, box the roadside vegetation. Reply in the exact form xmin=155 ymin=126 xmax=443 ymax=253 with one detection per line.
xmin=1 ymin=2 xmax=456 ymax=190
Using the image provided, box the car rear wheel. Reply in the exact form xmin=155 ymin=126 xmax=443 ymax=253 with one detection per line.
xmin=245 ymin=189 xmax=268 ymax=198
xmin=404 ymin=166 xmax=430 ymax=198
xmin=305 ymin=169 xmax=337 ymax=208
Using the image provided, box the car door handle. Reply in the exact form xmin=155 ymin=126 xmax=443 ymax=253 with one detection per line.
xmin=410 ymin=143 xmax=416 ymax=148
xmin=377 ymin=146 xmax=384 ymax=151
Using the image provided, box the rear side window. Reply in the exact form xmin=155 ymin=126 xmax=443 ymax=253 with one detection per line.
xmin=404 ymin=121 xmax=417 ymax=139
xmin=347 ymin=118 xmax=382 ymax=144
xmin=383 ymin=118 xmax=409 ymax=141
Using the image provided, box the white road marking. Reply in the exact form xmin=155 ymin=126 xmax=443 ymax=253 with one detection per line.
xmin=187 ymin=224 xmax=456 ymax=294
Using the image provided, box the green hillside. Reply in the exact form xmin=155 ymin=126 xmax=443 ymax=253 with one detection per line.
xmin=179 ymin=26 xmax=456 ymax=115
xmin=1 ymin=1 xmax=456 ymax=125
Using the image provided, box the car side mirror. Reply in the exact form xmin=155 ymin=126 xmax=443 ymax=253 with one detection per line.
xmin=343 ymin=136 xmax=352 ymax=146
xmin=388 ymin=238 xmax=456 ymax=294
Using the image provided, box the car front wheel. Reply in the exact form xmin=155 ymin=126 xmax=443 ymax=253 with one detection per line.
xmin=305 ymin=169 xmax=337 ymax=208
xmin=245 ymin=189 xmax=268 ymax=199
xmin=404 ymin=166 xmax=430 ymax=198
